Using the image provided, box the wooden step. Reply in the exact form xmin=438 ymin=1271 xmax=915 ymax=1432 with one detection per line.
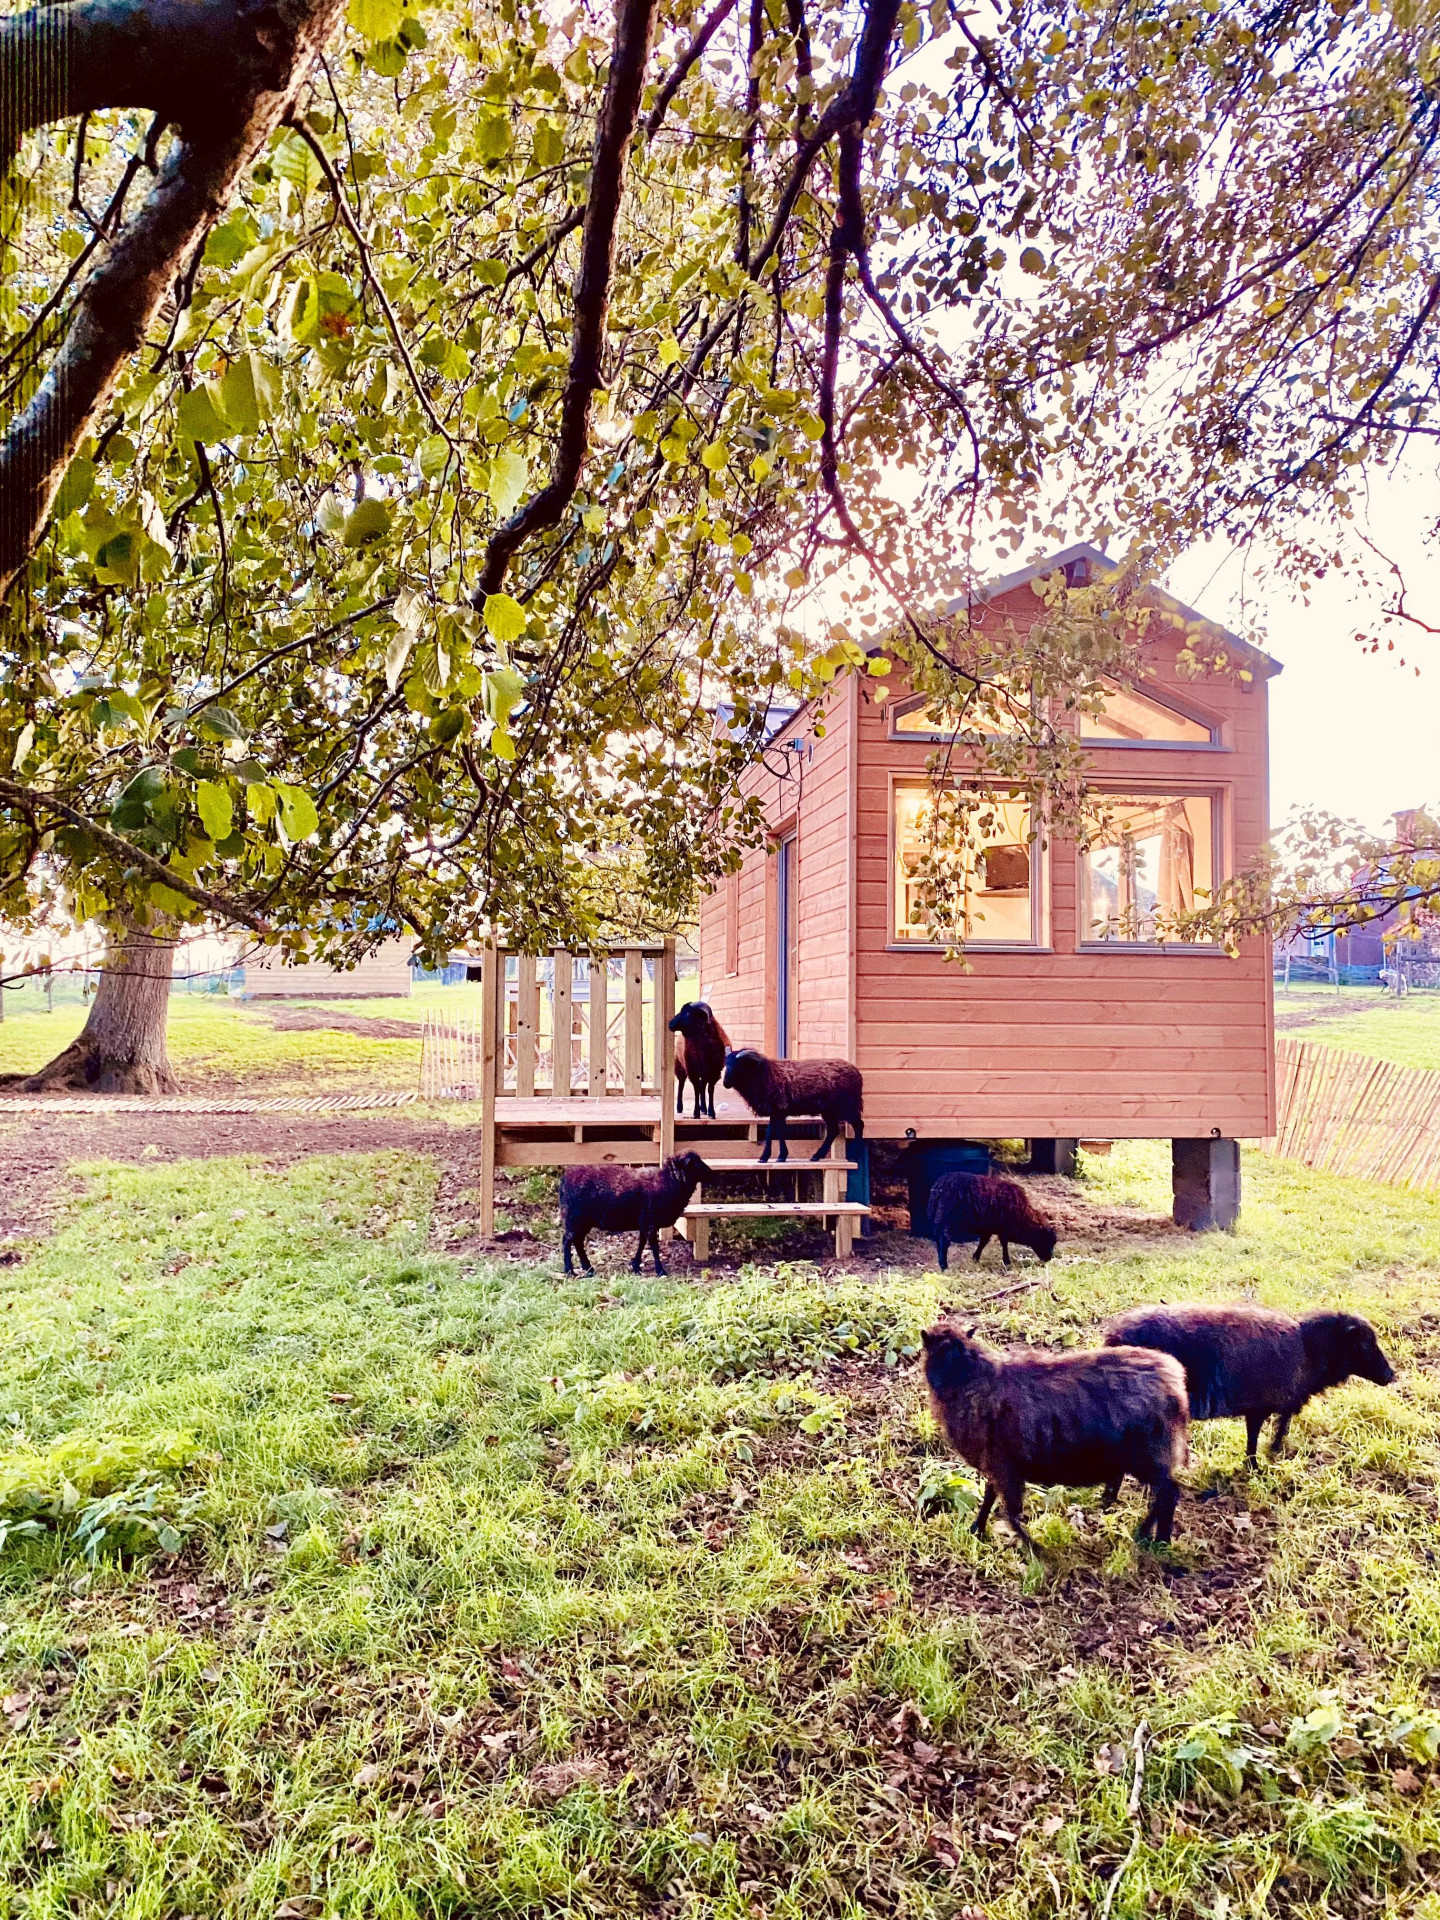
xmin=679 ymin=1199 xmax=870 ymax=1263
xmin=683 ymin=1202 xmax=871 ymax=1218
xmin=689 ymin=1157 xmax=856 ymax=1173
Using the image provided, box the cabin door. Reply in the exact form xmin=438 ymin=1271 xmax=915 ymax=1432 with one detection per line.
xmin=776 ymin=832 xmax=797 ymax=1056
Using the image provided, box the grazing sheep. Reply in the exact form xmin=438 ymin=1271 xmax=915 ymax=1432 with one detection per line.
xmin=721 ymin=1048 xmax=863 ymax=1163
xmin=923 ymin=1322 xmax=1189 ymax=1553
xmin=668 ymin=1002 xmax=730 ymax=1119
xmin=928 ymin=1171 xmax=1058 ymax=1270
xmin=560 ymin=1152 xmax=710 ymax=1277
xmin=1103 ymin=1302 xmax=1396 ymax=1465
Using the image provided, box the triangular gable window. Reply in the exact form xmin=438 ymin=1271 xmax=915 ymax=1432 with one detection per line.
xmin=1078 ymin=681 xmax=1218 ymax=745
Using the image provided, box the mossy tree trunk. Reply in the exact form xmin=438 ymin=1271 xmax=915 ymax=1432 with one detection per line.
xmin=2 ymin=918 xmax=179 ymax=1094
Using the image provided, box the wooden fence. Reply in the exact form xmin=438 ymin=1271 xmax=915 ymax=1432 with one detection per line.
xmin=1263 ymin=1037 xmax=1440 ymax=1192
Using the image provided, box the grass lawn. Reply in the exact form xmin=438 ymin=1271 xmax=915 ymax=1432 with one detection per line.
xmin=0 ymin=994 xmax=437 ymax=1093
xmin=2 ymin=1141 xmax=1440 ymax=1917
xmin=1274 ymin=987 xmax=1440 ymax=1073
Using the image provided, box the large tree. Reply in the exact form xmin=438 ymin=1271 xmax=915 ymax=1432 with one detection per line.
xmin=2 ymin=0 xmax=1438 ymax=1088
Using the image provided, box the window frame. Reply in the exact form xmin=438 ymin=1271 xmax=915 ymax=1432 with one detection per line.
xmin=887 ymin=773 xmax=1050 ymax=953
xmin=1073 ymin=677 xmax=1227 ymax=750
xmin=1076 ymin=784 xmax=1230 ymax=954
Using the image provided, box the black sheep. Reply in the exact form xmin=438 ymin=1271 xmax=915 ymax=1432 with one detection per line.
xmin=720 ymin=1048 xmax=863 ymax=1163
xmin=668 ymin=1002 xmax=730 ymax=1119
xmin=922 ymin=1322 xmax=1189 ymax=1553
xmin=560 ymin=1152 xmax=711 ymax=1276
xmin=928 ymin=1171 xmax=1057 ymax=1270
xmin=1103 ymin=1301 xmax=1395 ymax=1464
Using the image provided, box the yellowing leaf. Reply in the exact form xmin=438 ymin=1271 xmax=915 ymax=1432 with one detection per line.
xmin=657 ymin=337 xmax=683 ymax=366
xmin=342 ymin=498 xmax=391 ymax=546
xmin=490 ymin=727 xmax=517 ymax=760
xmin=247 ymin=782 xmax=277 ymax=827
xmin=274 ymin=783 xmax=319 ymax=843
xmin=348 ymin=0 xmax=402 ymax=41
xmin=532 ymin=120 xmax=564 ymax=168
xmin=484 ymin=666 xmax=525 ymax=727
xmin=483 ymin=593 xmax=526 ymax=645
xmin=1019 ymin=246 xmax=1046 ymax=274
xmin=195 ymin=780 xmax=234 ymax=841
xmin=385 ymin=627 xmax=415 ymax=692
xmin=489 ymin=449 xmax=529 ymax=518
xmin=177 ymin=385 xmax=229 ymax=445
xmin=699 ymin=443 xmax=728 ymax=471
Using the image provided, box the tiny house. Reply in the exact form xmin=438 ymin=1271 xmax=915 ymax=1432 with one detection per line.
xmin=697 ymin=544 xmax=1282 ymax=1227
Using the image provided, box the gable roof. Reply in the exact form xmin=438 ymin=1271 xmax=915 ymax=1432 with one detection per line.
xmin=936 ymin=540 xmax=1283 ymax=680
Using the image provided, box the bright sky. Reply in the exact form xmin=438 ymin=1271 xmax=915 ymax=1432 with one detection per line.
xmin=1164 ymin=465 xmax=1440 ymax=836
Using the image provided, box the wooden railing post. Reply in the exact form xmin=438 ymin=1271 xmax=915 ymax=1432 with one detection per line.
xmin=515 ymin=954 xmax=539 ymax=1098
xmin=656 ymin=938 xmax=676 ymax=1162
xmin=552 ymin=951 xmax=573 ymax=1097
xmin=588 ymin=953 xmax=608 ymax=1098
xmin=624 ymin=947 xmax=644 ymax=1094
xmin=479 ymin=942 xmax=500 ymax=1237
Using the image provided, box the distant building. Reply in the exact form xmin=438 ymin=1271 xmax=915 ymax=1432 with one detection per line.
xmin=241 ymin=936 xmax=413 ymax=999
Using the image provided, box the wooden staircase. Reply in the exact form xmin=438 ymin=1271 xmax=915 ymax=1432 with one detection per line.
xmin=678 ymin=1151 xmax=869 ymax=1260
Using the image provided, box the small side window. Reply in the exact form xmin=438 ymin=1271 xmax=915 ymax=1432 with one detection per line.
xmin=1078 ymin=681 xmax=1218 ymax=745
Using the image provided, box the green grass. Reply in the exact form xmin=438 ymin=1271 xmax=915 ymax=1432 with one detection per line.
xmin=0 ymin=995 xmax=429 ymax=1091
xmin=2 ymin=1142 xmax=1439 ymax=1917
xmin=1275 ymin=987 xmax=1440 ymax=1072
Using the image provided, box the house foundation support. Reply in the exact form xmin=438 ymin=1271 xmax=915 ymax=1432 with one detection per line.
xmin=1028 ymin=1138 xmax=1078 ymax=1177
xmin=1172 ymin=1137 xmax=1241 ymax=1231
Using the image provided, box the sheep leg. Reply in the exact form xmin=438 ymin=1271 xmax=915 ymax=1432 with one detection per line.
xmin=1244 ymin=1413 xmax=1265 ymax=1466
xmin=972 ymin=1234 xmax=991 ymax=1264
xmin=1270 ymin=1411 xmax=1294 ymax=1457
xmin=773 ymin=1113 xmax=789 ymax=1163
xmin=1000 ymin=1240 xmax=1012 ymax=1268
xmin=1101 ymin=1478 xmax=1122 ymax=1509
xmin=811 ymin=1118 xmax=839 ymax=1162
xmin=999 ymin=1479 xmax=1047 ymax=1562
xmin=1138 ymin=1475 xmax=1180 ymax=1546
xmin=934 ymin=1236 xmax=949 ymax=1273
xmin=692 ymin=1081 xmax=705 ymax=1120
xmin=759 ymin=1115 xmax=776 ymax=1164
xmin=972 ymin=1483 xmax=997 ymax=1538
xmin=571 ymin=1230 xmax=594 ymax=1276
xmin=562 ymin=1231 xmax=575 ymax=1277
xmin=649 ymin=1227 xmax=666 ymax=1277
xmin=676 ymin=1080 xmax=685 ymax=1117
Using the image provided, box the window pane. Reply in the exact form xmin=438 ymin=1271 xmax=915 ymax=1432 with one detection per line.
xmin=894 ymin=786 xmax=1035 ymax=943
xmin=1081 ymin=795 xmax=1215 ymax=943
xmin=1078 ymin=682 xmax=1214 ymax=744
xmin=892 ymin=689 xmax=1027 ymax=736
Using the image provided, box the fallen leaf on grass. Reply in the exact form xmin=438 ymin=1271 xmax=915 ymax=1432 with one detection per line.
xmin=528 ymin=1757 xmax=609 ymax=1802
xmin=353 ymin=1763 xmax=385 ymax=1788
xmin=1041 ymin=1813 xmax=1064 ymax=1837
xmin=3 ymin=1691 xmax=34 ymax=1727
xmin=1392 ymin=1768 xmax=1423 ymax=1794
xmin=1094 ymin=1742 xmax=1128 ymax=1776
xmin=327 ymin=1393 xmax=355 ymax=1404
xmin=928 ymin=1828 xmax=960 ymax=1868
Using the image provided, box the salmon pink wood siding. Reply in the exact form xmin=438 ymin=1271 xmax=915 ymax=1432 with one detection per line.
xmin=699 ymin=550 xmax=1277 ymax=1142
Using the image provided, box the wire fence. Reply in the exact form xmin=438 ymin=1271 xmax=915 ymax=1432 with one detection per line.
xmin=1262 ymin=1037 xmax=1440 ymax=1193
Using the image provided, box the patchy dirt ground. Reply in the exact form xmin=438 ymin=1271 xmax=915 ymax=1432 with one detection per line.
xmin=1272 ymin=992 xmax=1390 ymax=1031
xmin=253 ymin=1005 xmax=422 ymax=1041
xmin=0 ymin=1107 xmax=1176 ymax=1275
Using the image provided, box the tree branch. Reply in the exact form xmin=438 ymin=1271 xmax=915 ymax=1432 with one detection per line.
xmin=0 ymin=773 xmax=272 ymax=931
xmin=643 ymin=0 xmax=739 ymax=139
xmin=473 ymin=0 xmax=660 ymax=602
xmin=0 ymin=0 xmax=349 ymax=598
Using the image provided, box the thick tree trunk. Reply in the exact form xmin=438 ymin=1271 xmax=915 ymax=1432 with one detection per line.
xmin=2 ymin=921 xmax=179 ymax=1093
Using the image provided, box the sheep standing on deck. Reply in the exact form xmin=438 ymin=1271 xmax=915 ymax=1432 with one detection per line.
xmin=922 ymin=1322 xmax=1189 ymax=1553
xmin=721 ymin=1048 xmax=863 ymax=1163
xmin=928 ymin=1172 xmax=1057 ymax=1270
xmin=1103 ymin=1302 xmax=1395 ymax=1465
xmin=668 ymin=1002 xmax=730 ymax=1119
xmin=560 ymin=1152 xmax=711 ymax=1277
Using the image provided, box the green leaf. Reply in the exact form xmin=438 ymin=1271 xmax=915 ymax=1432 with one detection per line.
xmin=220 ymin=353 xmax=277 ymax=436
xmin=532 ymin=120 xmax=564 ymax=168
xmin=484 ymin=665 xmax=525 ymax=727
xmin=54 ymin=456 xmax=94 ymax=518
xmin=489 ymin=449 xmax=529 ymax=517
xmin=489 ymin=727 xmax=517 ymax=760
xmin=348 ymin=0 xmax=403 ymax=38
xmin=476 ymin=114 xmax=513 ymax=161
xmin=195 ymin=780 xmax=234 ymax=841
xmin=273 ymin=131 xmax=325 ymax=198
xmin=274 ymin=783 xmax=320 ymax=843
xmin=342 ymin=498 xmax=392 ymax=547
xmin=430 ymin=706 xmax=467 ymax=744
xmin=177 ymin=386 xmax=229 ymax=445
xmin=483 ymin=594 xmax=526 ymax=645
xmin=417 ymin=433 xmax=451 ymax=480
xmin=196 ymin=705 xmax=248 ymax=743
xmin=247 ymin=783 xmax=277 ymax=827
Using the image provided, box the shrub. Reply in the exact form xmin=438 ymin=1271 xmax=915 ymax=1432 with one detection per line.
xmin=0 ymin=1430 xmax=203 ymax=1562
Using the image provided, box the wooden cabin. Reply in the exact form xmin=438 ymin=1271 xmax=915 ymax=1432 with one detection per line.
xmin=697 ymin=544 xmax=1283 ymax=1228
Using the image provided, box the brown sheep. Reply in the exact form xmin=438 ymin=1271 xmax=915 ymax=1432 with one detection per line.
xmin=668 ymin=1002 xmax=730 ymax=1119
xmin=559 ymin=1152 xmax=710 ymax=1277
xmin=1103 ymin=1302 xmax=1395 ymax=1465
xmin=922 ymin=1322 xmax=1189 ymax=1553
xmin=721 ymin=1048 xmax=863 ymax=1163
xmin=928 ymin=1172 xmax=1057 ymax=1270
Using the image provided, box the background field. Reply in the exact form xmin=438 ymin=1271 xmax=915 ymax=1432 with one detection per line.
xmin=1274 ymin=984 xmax=1440 ymax=1073
xmin=1 ymin=1128 xmax=1438 ymax=1919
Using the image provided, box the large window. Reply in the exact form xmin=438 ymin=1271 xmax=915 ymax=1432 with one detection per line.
xmin=1080 ymin=794 xmax=1216 ymax=944
xmin=894 ymin=785 xmax=1039 ymax=945
xmin=1078 ymin=681 xmax=1217 ymax=745
xmin=891 ymin=689 xmax=1027 ymax=739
